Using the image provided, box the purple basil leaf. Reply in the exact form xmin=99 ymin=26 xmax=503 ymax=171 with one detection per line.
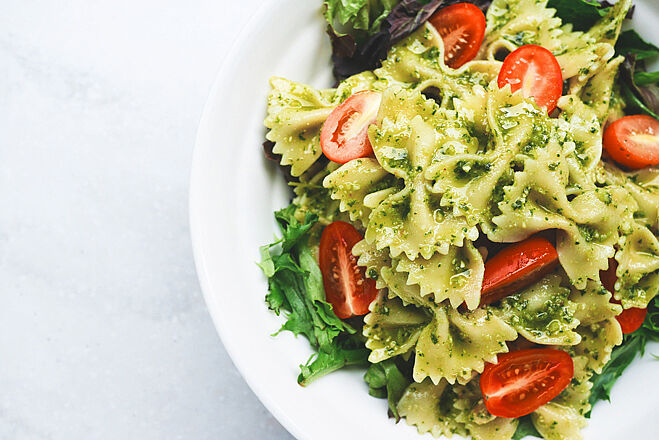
xmin=385 ymin=0 xmax=445 ymax=44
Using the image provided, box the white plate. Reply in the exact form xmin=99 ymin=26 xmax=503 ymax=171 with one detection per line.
xmin=190 ymin=1 xmax=659 ymax=439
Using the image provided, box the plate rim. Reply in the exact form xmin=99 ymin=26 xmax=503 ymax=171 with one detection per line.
xmin=188 ymin=1 xmax=309 ymax=439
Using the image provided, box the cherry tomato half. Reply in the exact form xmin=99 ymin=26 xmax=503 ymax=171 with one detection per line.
xmin=320 ymin=90 xmax=382 ymax=164
xmin=480 ymin=236 xmax=559 ymax=306
xmin=319 ymin=221 xmax=378 ymax=319
xmin=480 ymin=349 xmax=574 ymax=418
xmin=497 ymin=44 xmax=563 ymax=113
xmin=429 ymin=3 xmax=486 ymax=69
xmin=600 ymin=259 xmax=648 ymax=334
xmin=603 ymin=115 xmax=659 ymax=169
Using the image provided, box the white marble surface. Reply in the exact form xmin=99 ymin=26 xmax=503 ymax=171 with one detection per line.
xmin=1 ymin=1 xmax=294 ymax=438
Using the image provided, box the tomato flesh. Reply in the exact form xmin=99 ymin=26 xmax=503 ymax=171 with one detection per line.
xmin=480 ymin=349 xmax=574 ymax=418
xmin=480 ymin=236 xmax=559 ymax=306
xmin=497 ymin=44 xmax=563 ymax=113
xmin=320 ymin=91 xmax=382 ymax=164
xmin=429 ymin=3 xmax=486 ymax=69
xmin=600 ymin=259 xmax=648 ymax=334
xmin=603 ymin=115 xmax=659 ymax=169
xmin=319 ymin=221 xmax=378 ymax=319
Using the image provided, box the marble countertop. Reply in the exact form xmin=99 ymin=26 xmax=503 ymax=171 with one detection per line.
xmin=1 ymin=0 xmax=294 ymax=438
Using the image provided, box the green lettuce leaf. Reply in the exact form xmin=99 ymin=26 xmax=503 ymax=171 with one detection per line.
xmin=616 ymin=30 xmax=659 ymax=61
xmin=324 ymin=0 xmax=399 ymax=37
xmin=364 ymin=358 xmax=412 ymax=421
xmin=546 ymin=0 xmax=608 ymax=32
xmin=298 ymin=334 xmax=370 ymax=385
xmin=259 ymin=204 xmax=361 ymax=385
xmin=512 ymin=415 xmax=542 ymax=440
xmin=635 ymin=71 xmax=659 ymax=86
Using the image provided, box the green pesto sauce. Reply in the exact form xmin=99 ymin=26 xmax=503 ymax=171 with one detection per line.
xmin=453 ymin=159 xmax=492 ymax=180
xmin=577 ymin=224 xmax=608 ymax=244
xmin=501 ymin=289 xmax=576 ymax=338
xmin=489 ymin=171 xmax=515 ymax=219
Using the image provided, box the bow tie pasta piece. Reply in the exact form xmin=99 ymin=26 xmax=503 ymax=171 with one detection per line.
xmin=566 ymin=48 xmax=623 ymax=123
xmin=615 ymin=224 xmax=659 ymax=308
xmin=363 ymin=290 xmax=517 ymax=385
xmin=265 ymin=73 xmax=377 ymax=177
xmin=395 ymin=242 xmax=484 ymax=310
xmin=265 ymin=78 xmax=337 ymax=177
xmin=428 ymin=83 xmax=550 ymax=227
xmin=480 ymin=0 xmax=565 ymax=58
xmin=366 ymin=87 xmax=478 ymax=259
xmin=381 ymin=266 xmax=434 ymax=308
xmin=531 ymin=355 xmax=592 ymax=440
xmin=594 ymin=163 xmax=659 ymax=308
xmin=495 ymin=182 xmax=633 ymax=289
xmin=364 ymin=292 xmax=430 ymax=363
xmin=397 ymin=380 xmax=466 ymax=439
xmin=531 ymin=317 xmax=623 ymax=440
xmin=569 ymin=280 xmax=622 ymax=326
xmin=583 ymin=0 xmax=631 ymax=47
xmin=570 ymin=318 xmax=623 ymax=375
xmin=323 ymin=158 xmax=402 ymax=227
xmin=397 ymin=379 xmax=518 ymax=440
xmin=352 ymin=238 xmax=391 ymax=290
xmin=490 ymin=273 xmax=581 ymax=346
xmin=413 ymin=305 xmax=517 ymax=385
xmin=375 ymin=24 xmax=445 ymax=89
xmin=487 ymin=111 xmax=635 ymax=287
xmin=611 ymin=166 xmax=659 ymax=231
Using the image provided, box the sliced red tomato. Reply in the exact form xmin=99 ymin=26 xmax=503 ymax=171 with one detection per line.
xmin=603 ymin=115 xmax=659 ymax=169
xmin=429 ymin=3 xmax=486 ymax=69
xmin=480 ymin=349 xmax=574 ymax=418
xmin=319 ymin=221 xmax=378 ymax=319
xmin=480 ymin=236 xmax=559 ymax=306
xmin=320 ymin=90 xmax=382 ymax=164
xmin=616 ymin=306 xmax=648 ymax=334
xmin=600 ymin=259 xmax=648 ymax=334
xmin=497 ymin=44 xmax=563 ymax=113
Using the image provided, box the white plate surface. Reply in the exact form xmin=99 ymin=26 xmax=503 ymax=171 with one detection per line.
xmin=190 ymin=1 xmax=659 ymax=438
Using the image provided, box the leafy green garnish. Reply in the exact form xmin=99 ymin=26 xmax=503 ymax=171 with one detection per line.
xmin=616 ymin=30 xmax=659 ymax=61
xmin=299 ymin=334 xmax=370 ymax=385
xmin=259 ymin=204 xmax=369 ymax=385
xmin=364 ymin=358 xmax=412 ymax=421
xmin=512 ymin=415 xmax=542 ymax=440
xmin=546 ymin=0 xmax=608 ymax=32
xmin=588 ymin=296 xmax=659 ymax=415
xmin=635 ymin=71 xmax=659 ymax=86
xmin=324 ymin=0 xmax=398 ymax=38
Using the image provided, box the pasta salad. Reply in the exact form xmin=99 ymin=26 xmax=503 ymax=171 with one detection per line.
xmin=258 ymin=1 xmax=659 ymax=439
